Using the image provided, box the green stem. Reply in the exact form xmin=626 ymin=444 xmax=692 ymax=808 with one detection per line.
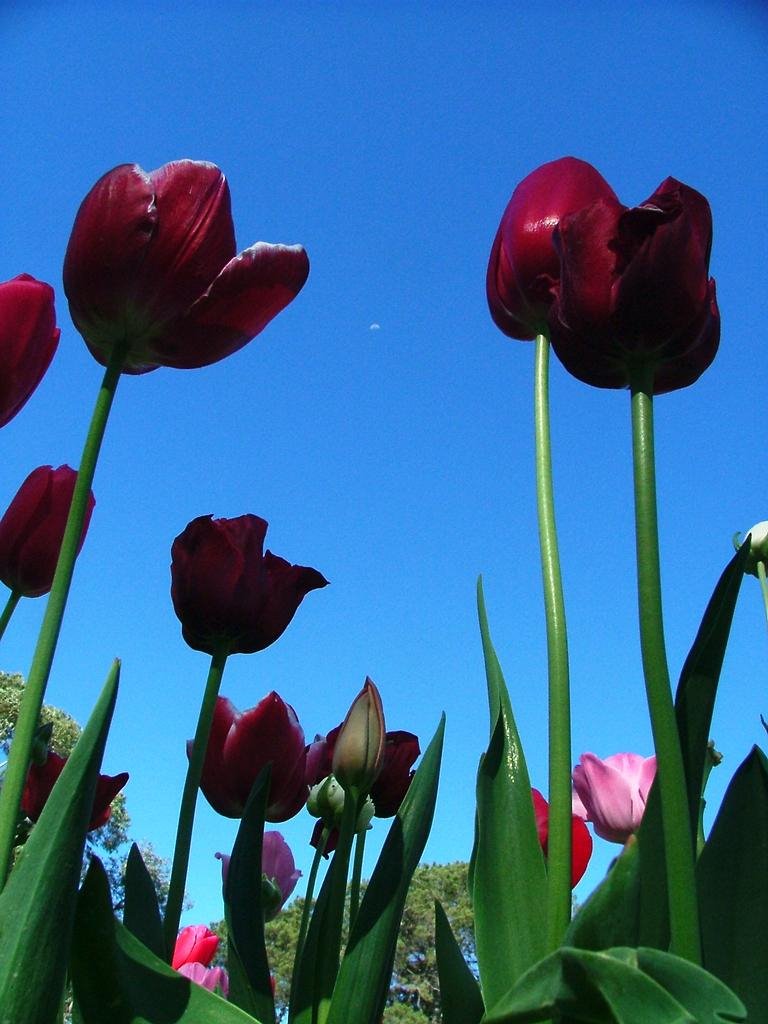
xmin=629 ymin=364 xmax=701 ymax=963
xmin=0 ymin=589 xmax=21 ymax=644
xmin=756 ymin=562 xmax=768 ymax=636
xmin=315 ymin=793 xmax=358 ymax=1024
xmin=289 ymin=833 xmax=327 ymax=1011
xmin=349 ymin=827 xmax=367 ymax=931
xmin=162 ymin=644 xmax=230 ymax=956
xmin=0 ymin=343 xmax=127 ymax=887
xmin=534 ymin=333 xmax=572 ymax=949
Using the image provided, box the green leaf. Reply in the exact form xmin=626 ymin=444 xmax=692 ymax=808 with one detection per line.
xmin=482 ymin=946 xmax=745 ymax=1024
xmin=224 ymin=766 xmax=275 ymax=1023
xmin=470 ymin=579 xmax=547 ymax=1008
xmin=71 ymin=857 xmax=258 ymax=1023
xmin=567 ymin=547 xmax=748 ymax=955
xmin=697 ymin=746 xmax=768 ymax=1020
xmin=123 ymin=842 xmax=164 ymax=960
xmin=675 ymin=544 xmax=747 ymax=839
xmin=434 ymin=898 xmax=484 ymax=1024
xmin=0 ymin=660 xmax=120 ymax=1024
xmin=324 ymin=715 xmax=445 ymax=1024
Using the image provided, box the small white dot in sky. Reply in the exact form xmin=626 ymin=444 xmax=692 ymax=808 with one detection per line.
xmin=369 ymin=322 xmax=381 ymax=330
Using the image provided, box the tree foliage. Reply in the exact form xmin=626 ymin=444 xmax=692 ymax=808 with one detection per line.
xmin=210 ymin=861 xmax=475 ymax=1022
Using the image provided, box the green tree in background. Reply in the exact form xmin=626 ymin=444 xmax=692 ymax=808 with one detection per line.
xmin=210 ymin=861 xmax=475 ymax=1022
xmin=0 ymin=670 xmax=170 ymax=911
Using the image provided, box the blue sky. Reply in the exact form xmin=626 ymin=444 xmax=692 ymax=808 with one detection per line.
xmin=1 ymin=2 xmax=766 ymax=926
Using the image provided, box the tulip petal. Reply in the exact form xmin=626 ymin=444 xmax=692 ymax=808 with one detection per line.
xmin=0 ymin=275 xmax=59 ymax=428
xmin=139 ymin=161 xmax=236 ymax=321
xmin=237 ymin=551 xmax=328 ymax=654
xmin=193 ymin=696 xmax=241 ymax=817
xmin=155 ymin=242 xmax=310 ymax=369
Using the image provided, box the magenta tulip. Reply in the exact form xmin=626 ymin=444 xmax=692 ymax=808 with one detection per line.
xmin=0 ymin=274 xmax=59 ymax=428
xmin=487 ymin=157 xmax=619 ymax=340
xmin=193 ymin=692 xmax=307 ymax=821
xmin=0 ymin=466 xmax=95 ymax=598
xmin=531 ymin=788 xmax=592 ymax=887
xmin=572 ymin=752 xmax=657 ymax=843
xmin=63 ymin=160 xmax=309 ymax=374
xmin=21 ymin=751 xmax=127 ymax=831
xmin=171 ymin=514 xmax=328 ymax=656
xmin=171 ymin=924 xmax=220 ymax=969
xmin=216 ymin=831 xmax=300 ymax=920
xmin=549 ymin=178 xmax=718 ymax=393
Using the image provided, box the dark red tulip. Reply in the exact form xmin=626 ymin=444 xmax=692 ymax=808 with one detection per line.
xmin=170 ymin=514 xmax=327 ymax=656
xmin=531 ymin=788 xmax=592 ymax=887
xmin=63 ymin=160 xmax=309 ymax=374
xmin=193 ymin=693 xmax=308 ymax=821
xmin=21 ymin=751 xmax=128 ymax=831
xmin=549 ymin=177 xmax=719 ymax=393
xmin=0 ymin=466 xmax=95 ymax=598
xmin=487 ymin=157 xmax=619 ymax=340
xmin=0 ymin=274 xmax=59 ymax=428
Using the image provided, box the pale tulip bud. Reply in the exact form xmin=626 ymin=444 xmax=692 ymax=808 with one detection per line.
xmin=332 ymin=678 xmax=385 ymax=795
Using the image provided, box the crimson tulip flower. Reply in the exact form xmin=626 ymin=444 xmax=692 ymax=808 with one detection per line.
xmin=572 ymin=752 xmax=656 ymax=844
xmin=170 ymin=514 xmax=327 ymax=656
xmin=486 ymin=157 xmax=618 ymax=340
xmin=549 ymin=177 xmax=719 ymax=393
xmin=0 ymin=466 xmax=95 ymax=598
xmin=21 ymin=751 xmax=127 ymax=831
xmin=531 ymin=788 xmax=592 ymax=887
xmin=0 ymin=274 xmax=59 ymax=428
xmin=192 ymin=692 xmax=307 ymax=821
xmin=63 ymin=160 xmax=309 ymax=374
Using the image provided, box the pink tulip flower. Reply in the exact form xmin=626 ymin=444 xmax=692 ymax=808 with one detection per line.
xmin=572 ymin=752 xmax=657 ymax=843
xmin=177 ymin=961 xmax=229 ymax=997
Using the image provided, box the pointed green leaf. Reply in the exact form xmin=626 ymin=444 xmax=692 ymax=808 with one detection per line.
xmin=470 ymin=579 xmax=547 ymax=1008
xmin=697 ymin=746 xmax=768 ymax=1020
xmin=123 ymin=842 xmax=164 ymax=959
xmin=434 ymin=899 xmax=484 ymax=1024
xmin=324 ymin=716 xmax=445 ymax=1024
xmin=224 ymin=765 xmax=275 ymax=1022
xmin=0 ymin=660 xmax=120 ymax=1024
xmin=565 ymin=837 xmax=641 ymax=950
xmin=675 ymin=544 xmax=748 ymax=838
xmin=71 ymin=858 xmax=259 ymax=1023
xmin=483 ymin=946 xmax=745 ymax=1024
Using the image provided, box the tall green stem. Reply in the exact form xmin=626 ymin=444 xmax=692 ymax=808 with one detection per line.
xmin=534 ymin=333 xmax=572 ymax=949
xmin=0 ymin=343 xmax=127 ymax=887
xmin=163 ymin=644 xmax=230 ymax=956
xmin=0 ymin=590 xmax=21 ymax=644
xmin=349 ymin=827 xmax=367 ymax=930
xmin=290 ymin=834 xmax=327 ymax=1011
xmin=629 ymin=364 xmax=701 ymax=963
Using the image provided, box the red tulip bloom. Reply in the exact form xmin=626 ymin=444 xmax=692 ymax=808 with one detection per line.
xmin=21 ymin=751 xmax=127 ymax=831
xmin=192 ymin=693 xmax=308 ymax=821
xmin=0 ymin=274 xmax=59 ymax=428
xmin=63 ymin=160 xmax=309 ymax=374
xmin=549 ymin=177 xmax=719 ymax=393
xmin=531 ymin=788 xmax=592 ymax=887
xmin=487 ymin=157 xmax=619 ymax=340
xmin=0 ymin=466 xmax=95 ymax=598
xmin=172 ymin=924 xmax=220 ymax=970
xmin=171 ymin=514 xmax=328 ymax=656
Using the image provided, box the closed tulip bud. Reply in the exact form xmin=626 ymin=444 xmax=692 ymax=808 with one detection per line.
xmin=307 ymin=775 xmax=345 ymax=819
xmin=171 ymin=924 xmax=220 ymax=969
xmin=0 ymin=274 xmax=59 ymax=429
xmin=736 ymin=521 xmax=768 ymax=577
xmin=332 ymin=678 xmax=385 ymax=795
xmin=572 ymin=752 xmax=656 ymax=844
xmin=531 ymin=788 xmax=593 ymax=887
xmin=64 ymin=160 xmax=309 ymax=374
xmin=0 ymin=466 xmax=95 ymax=598
xmin=487 ymin=158 xmax=619 ymax=340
